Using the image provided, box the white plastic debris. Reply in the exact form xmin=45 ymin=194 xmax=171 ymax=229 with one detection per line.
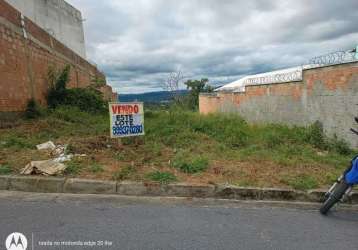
xmin=36 ymin=141 xmax=56 ymax=151
xmin=20 ymin=160 xmax=66 ymax=176
xmin=53 ymin=154 xmax=73 ymax=163
xmin=25 ymin=141 xmax=68 ymax=175
xmin=75 ymin=154 xmax=87 ymax=157
xmin=25 ymin=142 xmax=86 ymax=176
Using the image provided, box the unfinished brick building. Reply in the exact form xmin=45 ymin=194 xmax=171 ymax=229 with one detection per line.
xmin=0 ymin=0 xmax=117 ymax=113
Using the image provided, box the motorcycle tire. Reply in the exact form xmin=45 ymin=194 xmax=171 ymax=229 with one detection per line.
xmin=319 ymin=181 xmax=350 ymax=215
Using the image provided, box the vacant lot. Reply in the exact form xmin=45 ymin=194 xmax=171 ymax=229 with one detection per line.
xmin=0 ymin=106 xmax=356 ymax=190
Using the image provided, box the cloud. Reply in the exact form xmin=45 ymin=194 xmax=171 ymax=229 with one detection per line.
xmin=67 ymin=0 xmax=358 ymax=93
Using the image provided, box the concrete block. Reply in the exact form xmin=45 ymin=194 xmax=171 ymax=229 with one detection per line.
xmin=8 ymin=176 xmax=64 ymax=193
xmin=167 ymin=183 xmax=215 ymax=198
xmin=307 ymin=190 xmax=358 ymax=204
xmin=307 ymin=189 xmax=327 ymax=202
xmin=117 ymin=181 xmax=163 ymax=196
xmin=117 ymin=182 xmax=215 ymax=198
xmin=215 ymin=185 xmax=262 ymax=200
xmin=215 ymin=185 xmax=306 ymax=201
xmin=64 ymin=178 xmax=116 ymax=194
xmin=0 ymin=175 xmax=10 ymax=190
xmin=261 ymin=188 xmax=307 ymax=201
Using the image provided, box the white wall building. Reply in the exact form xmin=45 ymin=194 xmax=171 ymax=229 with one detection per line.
xmin=5 ymin=0 xmax=86 ymax=58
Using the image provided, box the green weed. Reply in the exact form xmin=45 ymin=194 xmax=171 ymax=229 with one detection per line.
xmin=114 ymin=152 xmax=125 ymax=161
xmin=65 ymin=159 xmax=85 ymax=175
xmin=0 ymin=164 xmax=12 ymax=175
xmin=147 ymin=171 xmax=177 ymax=184
xmin=113 ymin=165 xmax=136 ymax=181
xmin=284 ymin=175 xmax=319 ymax=190
xmin=25 ymin=98 xmax=43 ymax=119
xmin=0 ymin=135 xmax=34 ymax=149
xmin=328 ymin=135 xmax=352 ymax=155
xmin=306 ymin=121 xmax=326 ymax=149
xmin=89 ymin=163 xmax=104 ymax=173
xmin=172 ymin=152 xmax=209 ymax=173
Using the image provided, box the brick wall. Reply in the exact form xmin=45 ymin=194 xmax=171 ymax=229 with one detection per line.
xmin=0 ymin=0 xmax=116 ymax=112
xmin=199 ymin=62 xmax=358 ymax=147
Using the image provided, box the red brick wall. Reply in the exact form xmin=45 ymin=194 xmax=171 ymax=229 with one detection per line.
xmin=199 ymin=63 xmax=358 ymax=114
xmin=199 ymin=94 xmax=220 ymax=114
xmin=199 ymin=62 xmax=358 ymax=147
xmin=0 ymin=0 xmax=116 ymax=112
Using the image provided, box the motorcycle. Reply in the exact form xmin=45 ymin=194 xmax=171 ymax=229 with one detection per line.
xmin=319 ymin=117 xmax=358 ymax=215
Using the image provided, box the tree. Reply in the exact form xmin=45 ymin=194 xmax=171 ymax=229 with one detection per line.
xmin=163 ymin=70 xmax=185 ymax=104
xmin=184 ymin=78 xmax=214 ymax=110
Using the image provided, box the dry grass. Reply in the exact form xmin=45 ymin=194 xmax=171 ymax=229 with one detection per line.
xmin=0 ymin=106 xmax=355 ymax=190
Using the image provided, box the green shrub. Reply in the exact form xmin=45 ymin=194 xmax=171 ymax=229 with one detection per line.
xmin=50 ymin=106 xmax=88 ymax=123
xmin=62 ymin=88 xmax=106 ymax=113
xmin=46 ymin=106 xmax=109 ymax=137
xmin=306 ymin=121 xmax=326 ymax=149
xmin=328 ymin=135 xmax=352 ymax=155
xmin=144 ymin=110 xmax=157 ymax=119
xmin=192 ymin=113 xmax=249 ymax=147
xmin=113 ymin=165 xmax=136 ymax=181
xmin=147 ymin=171 xmax=177 ymax=184
xmin=262 ymin=130 xmax=286 ymax=148
xmin=47 ymin=65 xmax=106 ymax=113
xmin=0 ymin=164 xmax=12 ymax=175
xmin=145 ymin=110 xmax=249 ymax=148
xmin=257 ymin=124 xmax=307 ymax=148
xmin=1 ymin=135 xmax=34 ymax=149
xmin=89 ymin=163 xmax=104 ymax=173
xmin=172 ymin=152 xmax=209 ymax=174
xmin=47 ymin=65 xmax=71 ymax=109
xmin=65 ymin=159 xmax=84 ymax=175
xmin=285 ymin=175 xmax=318 ymax=190
xmin=25 ymin=98 xmax=42 ymax=119
xmin=114 ymin=152 xmax=125 ymax=161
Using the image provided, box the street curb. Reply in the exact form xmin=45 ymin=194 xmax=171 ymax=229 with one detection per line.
xmin=0 ymin=175 xmax=356 ymax=204
xmin=117 ymin=182 xmax=216 ymax=197
xmin=64 ymin=178 xmax=117 ymax=194
xmin=8 ymin=175 xmax=64 ymax=193
xmin=0 ymin=175 xmax=10 ymax=190
xmin=214 ymin=185 xmax=308 ymax=201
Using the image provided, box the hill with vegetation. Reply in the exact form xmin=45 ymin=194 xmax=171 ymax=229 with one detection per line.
xmin=119 ymin=90 xmax=188 ymax=103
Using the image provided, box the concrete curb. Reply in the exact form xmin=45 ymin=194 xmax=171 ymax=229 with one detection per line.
xmin=0 ymin=175 xmax=356 ymax=204
xmin=8 ymin=175 xmax=64 ymax=193
xmin=64 ymin=178 xmax=116 ymax=194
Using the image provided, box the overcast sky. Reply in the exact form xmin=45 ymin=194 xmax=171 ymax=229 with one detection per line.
xmin=67 ymin=0 xmax=358 ymax=94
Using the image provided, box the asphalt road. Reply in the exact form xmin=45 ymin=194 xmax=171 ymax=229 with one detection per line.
xmin=0 ymin=191 xmax=358 ymax=250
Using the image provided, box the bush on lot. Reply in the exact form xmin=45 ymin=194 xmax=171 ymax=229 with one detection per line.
xmin=47 ymin=65 xmax=107 ymax=113
xmin=327 ymin=135 xmax=352 ymax=155
xmin=283 ymin=174 xmax=319 ymax=190
xmin=25 ymin=98 xmax=43 ymax=119
xmin=62 ymin=88 xmax=107 ymax=113
xmin=113 ymin=165 xmax=136 ymax=181
xmin=47 ymin=65 xmax=70 ymax=109
xmin=65 ymin=159 xmax=85 ymax=175
xmin=305 ymin=121 xmax=326 ymax=149
xmin=172 ymin=152 xmax=209 ymax=174
xmin=147 ymin=171 xmax=177 ymax=184
xmin=0 ymin=164 xmax=12 ymax=175
xmin=89 ymin=163 xmax=104 ymax=173
xmin=0 ymin=134 xmax=34 ymax=149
